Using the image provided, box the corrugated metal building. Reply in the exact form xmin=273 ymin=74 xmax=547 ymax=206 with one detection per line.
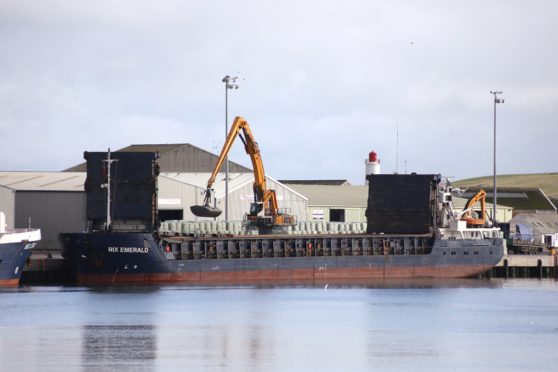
xmin=0 ymin=172 xmax=86 ymax=253
xmin=286 ymin=184 xmax=368 ymax=223
xmin=460 ymin=187 xmax=555 ymax=217
xmin=510 ymin=213 xmax=558 ymax=247
xmin=160 ymin=172 xmax=308 ymax=222
xmin=65 ymin=144 xmax=252 ymax=173
xmin=284 ymin=183 xmax=513 ymax=224
xmin=0 ymin=170 xmax=308 ymax=253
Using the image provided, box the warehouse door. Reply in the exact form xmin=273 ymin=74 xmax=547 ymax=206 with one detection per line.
xmin=330 ymin=209 xmax=345 ymax=222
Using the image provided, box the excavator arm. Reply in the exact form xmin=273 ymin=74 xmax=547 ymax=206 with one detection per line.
xmin=461 ymin=189 xmax=487 ymax=226
xmin=192 ymin=116 xmax=284 ymax=223
xmin=204 ymin=117 xmax=266 ymax=193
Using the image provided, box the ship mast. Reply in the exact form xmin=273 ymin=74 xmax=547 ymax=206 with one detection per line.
xmin=101 ymin=149 xmax=118 ymax=231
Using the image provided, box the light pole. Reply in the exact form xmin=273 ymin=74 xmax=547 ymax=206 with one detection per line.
xmin=490 ymin=91 xmax=504 ymax=224
xmin=222 ymin=75 xmax=239 ymax=221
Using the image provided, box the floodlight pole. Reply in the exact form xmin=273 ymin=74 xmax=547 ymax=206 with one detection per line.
xmin=222 ymin=75 xmax=239 ymax=221
xmin=490 ymin=91 xmax=504 ymax=224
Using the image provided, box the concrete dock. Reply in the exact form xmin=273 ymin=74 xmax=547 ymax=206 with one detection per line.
xmin=491 ymin=254 xmax=558 ymax=279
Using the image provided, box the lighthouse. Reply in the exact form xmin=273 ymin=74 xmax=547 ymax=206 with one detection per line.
xmin=365 ymin=150 xmax=380 ymax=184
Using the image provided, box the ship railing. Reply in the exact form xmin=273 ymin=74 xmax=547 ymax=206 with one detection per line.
xmin=178 ymin=235 xmax=434 ymax=260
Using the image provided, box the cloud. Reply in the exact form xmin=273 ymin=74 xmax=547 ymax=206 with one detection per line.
xmin=0 ymin=0 xmax=557 ymax=183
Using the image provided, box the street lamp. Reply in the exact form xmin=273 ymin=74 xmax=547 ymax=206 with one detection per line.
xmin=490 ymin=90 xmax=504 ymax=225
xmin=222 ymin=75 xmax=239 ymax=221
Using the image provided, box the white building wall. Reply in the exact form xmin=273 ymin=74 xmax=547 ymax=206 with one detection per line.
xmin=217 ymin=181 xmax=255 ymax=222
xmin=307 ymin=206 xmax=366 ymax=223
xmin=266 ymin=178 xmax=308 ymax=222
xmin=0 ymin=185 xmax=15 ymax=228
xmin=214 ymin=178 xmax=308 ymax=223
xmin=158 ymin=176 xmax=203 ymax=220
xmin=158 ymin=175 xmax=307 ymax=223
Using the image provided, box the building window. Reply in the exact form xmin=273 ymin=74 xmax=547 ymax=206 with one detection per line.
xmin=330 ymin=209 xmax=345 ymax=222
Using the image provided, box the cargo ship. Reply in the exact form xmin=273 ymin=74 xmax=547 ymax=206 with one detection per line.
xmin=0 ymin=212 xmax=41 ymax=286
xmin=60 ymin=151 xmax=506 ymax=285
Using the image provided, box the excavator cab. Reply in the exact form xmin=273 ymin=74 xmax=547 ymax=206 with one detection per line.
xmin=250 ymin=201 xmax=264 ymax=216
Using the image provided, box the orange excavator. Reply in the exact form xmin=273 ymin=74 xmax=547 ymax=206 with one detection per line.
xmin=190 ymin=116 xmax=296 ymax=231
xmin=461 ymin=189 xmax=488 ymax=227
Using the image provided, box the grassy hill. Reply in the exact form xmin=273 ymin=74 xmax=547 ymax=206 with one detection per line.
xmin=454 ymin=173 xmax=558 ymax=205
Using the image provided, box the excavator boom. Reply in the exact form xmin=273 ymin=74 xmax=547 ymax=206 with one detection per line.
xmin=191 ymin=116 xmax=294 ymax=229
xmin=461 ymin=189 xmax=487 ymax=226
xmin=204 ymin=117 xmax=266 ymax=193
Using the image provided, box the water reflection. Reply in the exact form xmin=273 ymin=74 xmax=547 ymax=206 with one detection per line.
xmin=155 ymin=320 xmax=272 ymax=369
xmin=2 ymin=281 xmax=557 ymax=371
xmin=217 ymin=278 xmax=504 ymax=290
xmin=82 ymin=325 xmax=157 ymax=370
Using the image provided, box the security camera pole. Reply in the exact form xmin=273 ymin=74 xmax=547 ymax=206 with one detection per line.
xmin=490 ymin=91 xmax=504 ymax=224
xmin=222 ymin=75 xmax=239 ymax=221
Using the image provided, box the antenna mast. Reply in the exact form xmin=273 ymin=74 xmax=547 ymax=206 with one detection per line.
xmin=395 ymin=119 xmax=399 ymax=174
xmin=101 ymin=148 xmax=118 ymax=231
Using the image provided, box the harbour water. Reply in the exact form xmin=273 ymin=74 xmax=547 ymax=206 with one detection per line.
xmin=1 ymin=279 xmax=557 ymax=371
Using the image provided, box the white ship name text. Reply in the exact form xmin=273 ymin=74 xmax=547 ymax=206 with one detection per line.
xmin=107 ymin=247 xmax=149 ymax=253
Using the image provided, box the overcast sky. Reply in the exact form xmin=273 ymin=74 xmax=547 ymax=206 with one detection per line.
xmin=1 ymin=1 xmax=556 ymax=184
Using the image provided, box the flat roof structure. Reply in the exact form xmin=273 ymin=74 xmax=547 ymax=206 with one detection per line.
xmin=64 ymin=143 xmax=252 ymax=173
xmin=0 ymin=172 xmax=85 ymax=192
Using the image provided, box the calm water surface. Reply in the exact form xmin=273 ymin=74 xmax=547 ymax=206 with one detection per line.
xmin=1 ymin=279 xmax=558 ymax=371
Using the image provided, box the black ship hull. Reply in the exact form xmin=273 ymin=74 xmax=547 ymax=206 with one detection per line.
xmin=60 ymin=231 xmax=505 ymax=285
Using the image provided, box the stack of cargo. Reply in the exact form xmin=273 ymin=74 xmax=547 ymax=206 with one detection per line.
xmin=159 ymin=220 xmax=367 ymax=236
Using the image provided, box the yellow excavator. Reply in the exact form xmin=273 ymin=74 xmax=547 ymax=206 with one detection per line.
xmin=461 ymin=189 xmax=488 ymax=227
xmin=190 ymin=116 xmax=296 ymax=231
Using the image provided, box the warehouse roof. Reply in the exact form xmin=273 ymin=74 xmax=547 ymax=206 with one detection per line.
xmin=160 ymin=172 xmax=307 ymax=200
xmin=286 ymin=184 xmax=503 ymax=211
xmin=0 ymin=172 xmax=86 ymax=191
xmin=461 ymin=187 xmax=555 ymax=211
xmin=64 ymin=143 xmax=252 ymax=173
xmin=279 ymin=180 xmax=351 ymax=186
xmin=0 ymin=170 xmax=305 ymax=200
xmin=510 ymin=213 xmax=558 ymax=235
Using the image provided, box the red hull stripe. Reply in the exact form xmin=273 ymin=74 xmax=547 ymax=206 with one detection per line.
xmin=0 ymin=279 xmax=20 ymax=287
xmin=78 ymin=264 xmax=494 ymax=285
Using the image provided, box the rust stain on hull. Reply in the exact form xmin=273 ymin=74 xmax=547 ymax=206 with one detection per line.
xmin=0 ymin=279 xmax=20 ymax=287
xmin=78 ymin=264 xmax=494 ymax=285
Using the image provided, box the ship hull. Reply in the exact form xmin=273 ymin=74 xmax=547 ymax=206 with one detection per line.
xmin=61 ymin=232 xmax=505 ymax=285
xmin=0 ymin=239 xmax=37 ymax=286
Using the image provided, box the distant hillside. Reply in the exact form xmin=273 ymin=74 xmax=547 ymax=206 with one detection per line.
xmin=454 ymin=173 xmax=558 ymax=205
